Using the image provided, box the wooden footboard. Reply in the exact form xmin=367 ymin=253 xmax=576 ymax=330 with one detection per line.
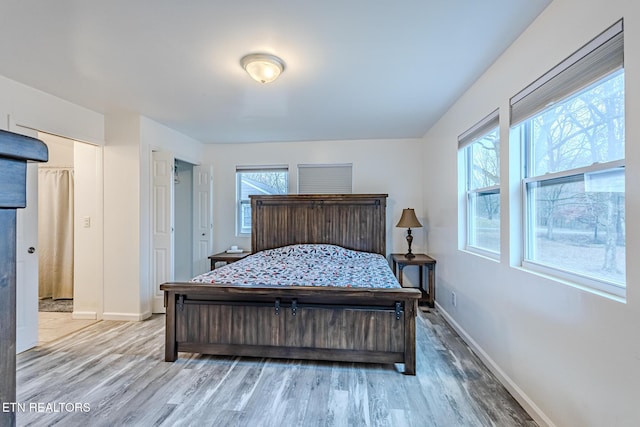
xmin=161 ymin=284 xmax=421 ymax=375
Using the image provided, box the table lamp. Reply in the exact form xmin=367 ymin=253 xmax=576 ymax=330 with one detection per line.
xmin=396 ymin=208 xmax=423 ymax=259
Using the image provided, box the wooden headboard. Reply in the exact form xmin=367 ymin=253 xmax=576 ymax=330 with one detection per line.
xmin=250 ymin=194 xmax=388 ymax=255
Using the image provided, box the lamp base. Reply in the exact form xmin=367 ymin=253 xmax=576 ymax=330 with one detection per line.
xmin=404 ymin=228 xmax=415 ymax=259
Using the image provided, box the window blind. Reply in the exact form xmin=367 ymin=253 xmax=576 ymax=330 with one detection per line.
xmin=458 ymin=108 xmax=499 ymax=149
xmin=298 ymin=164 xmax=353 ymax=194
xmin=236 ymin=164 xmax=288 ymax=173
xmin=510 ymin=19 xmax=623 ymax=126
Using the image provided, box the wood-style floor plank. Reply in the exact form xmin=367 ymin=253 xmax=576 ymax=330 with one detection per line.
xmin=16 ymin=309 xmax=537 ymax=427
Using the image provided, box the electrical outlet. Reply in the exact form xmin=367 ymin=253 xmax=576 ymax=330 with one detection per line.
xmin=451 ymin=291 xmax=457 ymax=307
xmin=83 ymin=216 xmax=91 ymax=228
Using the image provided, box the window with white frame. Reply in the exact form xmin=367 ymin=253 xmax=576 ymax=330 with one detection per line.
xmin=236 ymin=166 xmax=288 ymax=234
xmin=511 ymin=20 xmax=625 ymax=296
xmin=459 ymin=109 xmax=500 ymax=255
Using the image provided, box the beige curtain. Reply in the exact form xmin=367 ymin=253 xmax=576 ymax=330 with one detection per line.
xmin=38 ymin=168 xmax=74 ymax=300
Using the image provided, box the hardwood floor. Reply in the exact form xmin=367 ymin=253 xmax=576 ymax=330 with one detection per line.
xmin=16 ymin=309 xmax=536 ymax=427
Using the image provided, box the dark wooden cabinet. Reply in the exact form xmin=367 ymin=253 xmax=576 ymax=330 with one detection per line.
xmin=0 ymin=130 xmax=47 ymax=427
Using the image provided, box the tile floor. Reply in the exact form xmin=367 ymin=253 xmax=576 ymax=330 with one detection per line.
xmin=38 ymin=312 xmax=99 ymax=346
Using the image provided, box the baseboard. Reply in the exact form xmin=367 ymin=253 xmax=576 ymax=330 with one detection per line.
xmin=71 ymin=311 xmax=97 ymax=320
xmin=102 ymin=311 xmax=152 ymax=321
xmin=435 ymin=302 xmax=555 ymax=427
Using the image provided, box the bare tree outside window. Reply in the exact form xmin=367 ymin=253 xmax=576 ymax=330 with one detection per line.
xmin=241 ymin=172 xmax=288 ymax=194
xmin=236 ymin=169 xmax=288 ymax=234
xmin=523 ymin=70 xmax=625 ymax=287
xmin=466 ymin=128 xmax=500 ymax=253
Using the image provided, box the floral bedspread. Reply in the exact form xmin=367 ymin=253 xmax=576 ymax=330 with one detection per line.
xmin=191 ymin=244 xmax=400 ymax=288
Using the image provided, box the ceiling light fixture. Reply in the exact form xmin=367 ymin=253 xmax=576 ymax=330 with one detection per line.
xmin=240 ymin=53 xmax=285 ymax=84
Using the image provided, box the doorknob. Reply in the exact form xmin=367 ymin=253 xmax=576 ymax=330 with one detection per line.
xmin=28 ymin=247 xmax=35 ymax=254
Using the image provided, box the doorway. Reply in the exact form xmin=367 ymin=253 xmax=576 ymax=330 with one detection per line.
xmin=15 ymin=127 xmax=103 ymax=353
xmin=35 ymin=132 xmax=101 ymax=344
xmin=151 ymin=151 xmax=213 ymax=313
xmin=174 ymin=159 xmax=194 ymax=281
xmin=37 ymin=133 xmax=75 ymax=311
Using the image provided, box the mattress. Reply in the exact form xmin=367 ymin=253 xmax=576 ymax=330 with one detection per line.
xmin=192 ymin=244 xmax=400 ymax=288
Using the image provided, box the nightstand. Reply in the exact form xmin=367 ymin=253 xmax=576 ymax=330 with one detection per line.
xmin=208 ymin=251 xmax=250 ymax=270
xmin=391 ymin=253 xmax=436 ymax=307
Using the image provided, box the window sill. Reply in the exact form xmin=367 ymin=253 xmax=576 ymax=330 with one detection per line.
xmin=460 ymin=247 xmax=500 ymax=262
xmin=516 ymin=262 xmax=626 ymax=303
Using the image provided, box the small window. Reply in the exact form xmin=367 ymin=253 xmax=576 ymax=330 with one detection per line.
xmin=511 ymin=20 xmax=625 ymax=296
xmin=459 ymin=110 xmax=500 ymax=255
xmin=298 ymin=163 xmax=352 ymax=194
xmin=236 ymin=166 xmax=288 ymax=234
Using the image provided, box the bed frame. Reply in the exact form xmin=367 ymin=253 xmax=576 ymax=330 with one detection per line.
xmin=160 ymin=194 xmax=421 ymax=374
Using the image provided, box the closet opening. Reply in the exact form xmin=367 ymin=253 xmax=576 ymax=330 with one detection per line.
xmin=35 ymin=132 xmax=98 ymax=345
xmin=37 ymin=133 xmax=74 ymax=311
xmin=174 ymin=158 xmax=195 ymax=281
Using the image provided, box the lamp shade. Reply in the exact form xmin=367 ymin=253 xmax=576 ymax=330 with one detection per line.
xmin=396 ymin=208 xmax=422 ymax=228
xmin=241 ymin=53 xmax=285 ymax=84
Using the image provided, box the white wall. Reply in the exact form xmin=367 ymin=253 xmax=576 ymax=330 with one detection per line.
xmin=0 ymin=75 xmax=192 ymax=320
xmin=205 ymin=138 xmax=426 ymax=286
xmin=139 ymin=116 xmax=205 ymax=314
xmin=103 ymin=113 xmax=143 ymax=320
xmin=0 ymin=75 xmax=104 ymax=144
xmin=102 ymin=114 xmax=205 ymax=319
xmin=0 ymin=73 xmax=205 ymax=321
xmin=73 ymin=141 xmax=104 ymax=319
xmin=0 ymin=74 xmax=105 ymax=326
xmin=140 ymin=116 xmax=203 ymax=165
xmin=423 ymin=1 xmax=640 ymax=426
xmin=38 ymin=133 xmax=74 ymax=167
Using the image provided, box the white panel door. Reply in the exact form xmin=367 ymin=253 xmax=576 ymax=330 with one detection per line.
xmin=13 ymin=123 xmax=40 ymax=353
xmin=151 ymin=151 xmax=174 ymax=313
xmin=193 ymin=164 xmax=213 ymax=276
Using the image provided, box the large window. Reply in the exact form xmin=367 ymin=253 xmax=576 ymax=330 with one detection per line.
xmin=236 ymin=166 xmax=288 ymax=234
xmin=511 ymin=20 xmax=625 ymax=296
xmin=459 ymin=110 xmax=500 ymax=255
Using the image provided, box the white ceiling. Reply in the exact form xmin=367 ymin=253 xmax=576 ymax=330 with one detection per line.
xmin=0 ymin=1 xmax=551 ymax=144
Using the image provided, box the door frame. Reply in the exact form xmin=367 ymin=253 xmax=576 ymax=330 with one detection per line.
xmin=11 ymin=116 xmax=105 ymax=353
xmin=149 ymin=148 xmax=213 ymax=314
xmin=151 ymin=150 xmax=175 ymax=314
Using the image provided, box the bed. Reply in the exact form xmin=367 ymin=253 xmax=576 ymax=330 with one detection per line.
xmin=160 ymin=194 xmax=421 ymax=374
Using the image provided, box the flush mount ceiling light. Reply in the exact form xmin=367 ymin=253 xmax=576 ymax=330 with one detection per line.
xmin=240 ymin=53 xmax=285 ymax=84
